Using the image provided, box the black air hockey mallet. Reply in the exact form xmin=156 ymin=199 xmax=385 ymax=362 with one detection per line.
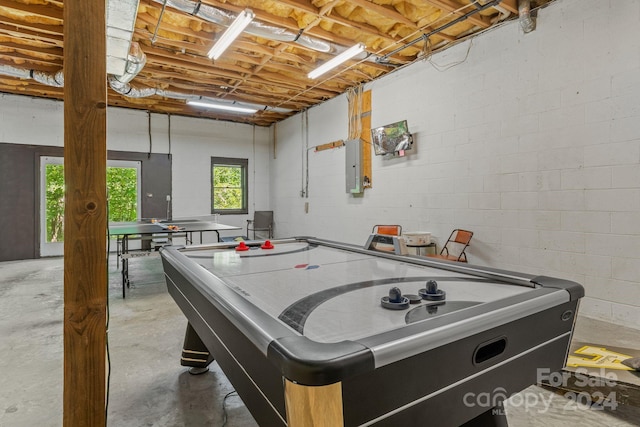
xmin=381 ymin=287 xmax=410 ymax=310
xmin=419 ymin=279 xmax=446 ymax=301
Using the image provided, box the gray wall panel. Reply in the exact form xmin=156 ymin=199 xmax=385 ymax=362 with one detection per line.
xmin=0 ymin=143 xmax=171 ymax=261
xmin=0 ymin=144 xmax=37 ymax=260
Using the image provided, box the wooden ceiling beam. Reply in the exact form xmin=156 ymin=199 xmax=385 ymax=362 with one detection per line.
xmin=0 ymin=82 xmax=302 ymax=126
xmin=0 ymin=15 xmax=62 ymax=36
xmin=140 ymin=51 xmax=298 ymax=87
xmin=197 ymin=0 xmax=379 ymax=54
xmin=0 ymin=57 xmax=60 ymax=73
xmin=421 ymin=0 xmax=492 ymax=28
xmin=133 ymin=67 xmax=334 ymax=107
xmin=0 ymin=22 xmax=63 ymax=45
xmin=140 ymin=1 xmax=397 ymax=72
xmin=0 ymin=0 xmax=64 ymax=21
xmin=234 ymin=40 xmax=314 ymax=64
xmin=347 ymin=0 xmax=418 ymax=29
xmin=0 ymin=79 xmax=63 ymax=94
xmin=0 ymin=81 xmax=289 ymax=126
xmin=285 ymin=0 xmax=432 ymax=65
xmin=0 ymin=51 xmax=62 ymax=68
xmin=498 ymin=0 xmax=518 ymax=15
xmin=106 ymin=81 xmax=293 ymax=124
xmin=225 ymin=44 xmax=290 ymax=97
xmin=105 ymin=97 xmax=287 ymax=126
xmin=139 ymin=8 xmax=378 ymax=76
xmin=136 ymin=25 xmax=313 ymax=65
xmin=136 ymin=72 xmax=319 ymax=108
xmin=0 ymin=41 xmax=63 ymax=58
xmin=138 ymin=6 xmax=324 ymax=62
xmin=140 ymin=47 xmax=342 ymax=94
xmin=271 ymin=0 xmax=404 ymax=45
xmin=136 ymin=10 xmax=210 ymax=44
xmin=0 ymin=0 xmax=551 ymax=127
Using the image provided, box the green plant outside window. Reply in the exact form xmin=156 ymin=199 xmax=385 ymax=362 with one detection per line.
xmin=211 ymin=157 xmax=248 ymax=214
xmin=45 ymin=165 xmax=138 ymax=242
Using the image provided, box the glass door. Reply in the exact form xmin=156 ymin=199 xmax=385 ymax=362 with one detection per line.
xmin=40 ymin=156 xmax=141 ymax=257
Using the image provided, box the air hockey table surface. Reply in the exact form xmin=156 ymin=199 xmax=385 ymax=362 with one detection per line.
xmin=161 ymin=237 xmax=584 ymax=427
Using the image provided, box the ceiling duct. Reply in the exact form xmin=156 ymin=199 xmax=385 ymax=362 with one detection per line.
xmin=32 ymin=70 xmax=64 ymax=87
xmin=0 ymin=44 xmax=292 ymax=115
xmin=0 ymin=65 xmax=31 ymax=80
xmin=518 ymin=0 xmax=536 ymax=33
xmin=107 ymin=0 xmax=142 ymax=75
xmin=110 ymin=41 xmax=147 ymax=85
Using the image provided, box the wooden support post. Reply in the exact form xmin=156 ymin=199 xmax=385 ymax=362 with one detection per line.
xmin=361 ymin=90 xmax=372 ymax=189
xmin=285 ymin=380 xmax=344 ymax=427
xmin=63 ymin=0 xmax=107 ymax=426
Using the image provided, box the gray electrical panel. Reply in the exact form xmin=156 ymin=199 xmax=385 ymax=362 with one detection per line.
xmin=345 ymin=138 xmax=362 ymax=194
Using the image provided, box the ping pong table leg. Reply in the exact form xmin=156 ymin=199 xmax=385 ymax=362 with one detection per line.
xmin=121 ymin=256 xmax=128 ymax=299
xmin=120 ymin=235 xmax=130 ymax=298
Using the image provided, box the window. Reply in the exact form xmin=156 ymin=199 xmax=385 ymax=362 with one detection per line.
xmin=211 ymin=157 xmax=248 ymax=214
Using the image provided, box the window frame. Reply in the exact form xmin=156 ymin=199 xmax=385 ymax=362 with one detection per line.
xmin=211 ymin=156 xmax=249 ymax=215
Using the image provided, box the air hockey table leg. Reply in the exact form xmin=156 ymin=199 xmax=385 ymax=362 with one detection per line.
xmin=285 ymin=380 xmax=343 ymax=427
xmin=180 ymin=323 xmax=214 ymax=375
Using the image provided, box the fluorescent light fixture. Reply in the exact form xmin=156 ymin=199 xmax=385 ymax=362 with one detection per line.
xmin=207 ymin=9 xmax=255 ymax=60
xmin=187 ymin=100 xmax=258 ymax=114
xmin=308 ymin=43 xmax=366 ymax=80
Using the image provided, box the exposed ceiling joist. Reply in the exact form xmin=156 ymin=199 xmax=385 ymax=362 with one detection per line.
xmin=0 ymin=0 xmax=554 ymax=126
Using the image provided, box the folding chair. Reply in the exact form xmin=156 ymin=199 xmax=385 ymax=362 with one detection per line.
xmin=246 ymin=211 xmax=273 ymax=239
xmin=427 ymin=229 xmax=473 ymax=262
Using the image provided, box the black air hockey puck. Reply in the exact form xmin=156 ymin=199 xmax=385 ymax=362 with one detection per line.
xmin=404 ymin=294 xmax=422 ymax=304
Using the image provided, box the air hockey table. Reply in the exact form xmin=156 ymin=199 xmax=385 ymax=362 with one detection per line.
xmin=160 ymin=237 xmax=584 ymax=427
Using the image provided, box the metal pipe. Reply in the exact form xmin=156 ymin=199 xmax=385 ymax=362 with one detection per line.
xmin=151 ymin=0 xmax=169 ymax=43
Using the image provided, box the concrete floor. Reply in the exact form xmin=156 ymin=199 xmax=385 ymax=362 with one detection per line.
xmin=1 ymin=255 xmax=639 ymax=426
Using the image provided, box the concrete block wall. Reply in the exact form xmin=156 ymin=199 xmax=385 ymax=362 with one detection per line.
xmin=0 ymin=95 xmax=271 ymax=243
xmin=269 ymin=0 xmax=640 ymax=326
